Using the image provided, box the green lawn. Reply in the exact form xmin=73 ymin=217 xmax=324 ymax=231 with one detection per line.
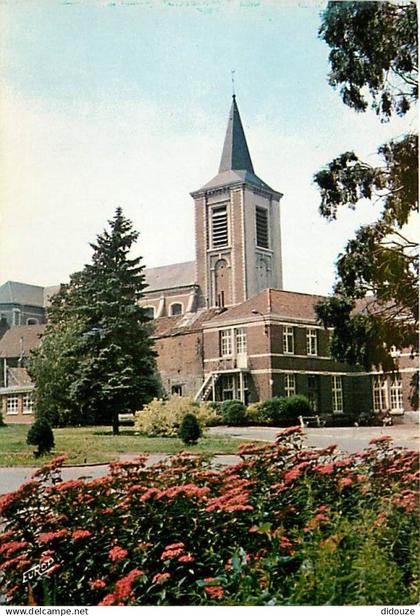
xmin=0 ymin=424 xmax=251 ymax=466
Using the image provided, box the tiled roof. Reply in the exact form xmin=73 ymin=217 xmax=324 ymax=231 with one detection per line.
xmin=152 ymin=308 xmax=220 ymax=338
xmin=144 ymin=261 xmax=196 ymax=293
xmin=0 ymin=324 xmax=46 ymax=358
xmin=7 ymin=367 xmax=33 ymax=386
xmin=0 ymin=281 xmax=45 ymax=307
xmin=206 ymin=288 xmax=326 ymax=325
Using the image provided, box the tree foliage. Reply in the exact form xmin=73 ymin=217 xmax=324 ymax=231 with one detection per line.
xmin=320 ymin=1 xmax=417 ymax=119
xmin=315 ymin=1 xmax=418 ymax=372
xmin=27 ymin=417 xmax=54 ymax=457
xmin=28 ymin=208 xmax=160 ymax=434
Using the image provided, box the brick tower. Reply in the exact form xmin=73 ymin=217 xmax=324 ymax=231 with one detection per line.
xmin=191 ymin=96 xmax=283 ymax=308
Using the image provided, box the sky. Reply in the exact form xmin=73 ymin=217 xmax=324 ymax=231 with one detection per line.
xmin=0 ymin=0 xmax=415 ymax=296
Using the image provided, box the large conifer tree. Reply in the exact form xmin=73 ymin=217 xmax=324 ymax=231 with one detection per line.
xmin=29 ymin=208 xmax=159 ymax=434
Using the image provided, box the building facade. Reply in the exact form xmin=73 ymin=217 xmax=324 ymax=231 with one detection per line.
xmin=0 ymin=96 xmax=417 ymax=423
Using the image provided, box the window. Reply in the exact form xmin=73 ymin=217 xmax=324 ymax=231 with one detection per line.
xmin=373 ymin=376 xmax=388 ymax=412
xmin=256 ymin=207 xmax=269 ymax=249
xmin=332 ymin=376 xmax=343 ymax=413
xmin=6 ymin=396 xmax=19 ymax=415
xmin=235 ymin=328 xmax=247 ymax=354
xmin=308 ymin=375 xmax=320 ymax=412
xmin=390 ymin=378 xmax=403 ymax=412
xmin=23 ymin=394 xmax=34 ymax=414
xmin=170 ymin=303 xmax=183 ymax=316
xmin=220 ymin=329 xmax=233 ymax=357
xmin=221 ymin=375 xmax=235 ymax=400
xmin=26 ymin=318 xmax=39 ymax=325
xmin=284 ymin=374 xmax=296 ymax=397
xmin=12 ymin=309 xmax=21 ymax=326
xmin=171 ymin=385 xmax=183 ymax=396
xmin=143 ymin=306 xmax=155 ymax=319
xmin=306 ymin=328 xmax=318 ymax=356
xmin=283 ymin=326 xmax=294 ymax=354
xmin=211 ymin=206 xmax=228 ymax=248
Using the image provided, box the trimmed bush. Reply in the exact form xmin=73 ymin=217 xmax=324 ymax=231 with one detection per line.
xmin=255 ymin=397 xmax=286 ymax=425
xmin=282 ymin=395 xmax=312 ymax=424
xmin=220 ymin=399 xmax=246 ymax=426
xmin=26 ymin=417 xmax=54 ymax=457
xmin=178 ymin=413 xmax=202 ymax=445
xmin=135 ymin=396 xmax=219 ymax=437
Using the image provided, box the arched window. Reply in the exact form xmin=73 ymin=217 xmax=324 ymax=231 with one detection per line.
xmin=26 ymin=318 xmax=39 ymax=325
xmin=214 ymin=258 xmax=232 ymax=307
xmin=170 ymin=303 xmax=183 ymax=316
xmin=143 ymin=306 xmax=155 ymax=319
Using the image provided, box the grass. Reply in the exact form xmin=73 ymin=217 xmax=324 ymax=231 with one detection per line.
xmin=0 ymin=424 xmax=254 ymax=466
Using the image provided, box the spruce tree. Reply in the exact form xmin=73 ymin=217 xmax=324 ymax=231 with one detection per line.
xmin=29 ymin=208 xmax=160 ymax=434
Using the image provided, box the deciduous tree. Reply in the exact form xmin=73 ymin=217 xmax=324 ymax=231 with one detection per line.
xmin=314 ymin=1 xmax=418 ymax=372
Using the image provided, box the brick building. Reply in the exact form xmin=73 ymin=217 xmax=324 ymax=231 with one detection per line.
xmin=0 ymin=96 xmax=417 ymax=422
xmin=138 ymin=96 xmax=418 ymax=418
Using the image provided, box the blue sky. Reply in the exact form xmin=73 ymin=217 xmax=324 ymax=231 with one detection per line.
xmin=0 ymin=0 xmax=414 ymax=294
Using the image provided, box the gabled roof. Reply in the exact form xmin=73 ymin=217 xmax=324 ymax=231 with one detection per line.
xmin=192 ymin=97 xmax=280 ymax=196
xmin=0 ymin=324 xmax=46 ymax=358
xmin=206 ymin=288 xmax=326 ymax=326
xmin=0 ymin=281 xmax=45 ymax=307
xmin=7 ymin=367 xmax=33 ymax=386
xmin=144 ymin=261 xmax=196 ymax=293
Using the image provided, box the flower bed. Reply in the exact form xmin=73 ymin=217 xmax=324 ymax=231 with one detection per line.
xmin=0 ymin=428 xmax=418 ymax=606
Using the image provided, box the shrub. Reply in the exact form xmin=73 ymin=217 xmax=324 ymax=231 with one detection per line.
xmin=0 ymin=411 xmax=4 ymax=427
xmin=245 ymin=403 xmax=264 ymax=425
xmin=26 ymin=417 xmax=54 ymax=457
xmin=282 ymin=395 xmax=312 ymax=423
xmin=0 ymin=431 xmax=418 ymax=606
xmin=135 ymin=396 xmax=219 ymax=437
xmin=220 ymin=399 xmax=246 ymax=426
xmin=178 ymin=413 xmax=202 ymax=445
xmin=255 ymin=397 xmax=286 ymax=425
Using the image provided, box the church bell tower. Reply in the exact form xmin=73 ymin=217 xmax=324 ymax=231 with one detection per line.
xmin=191 ymin=96 xmax=283 ymax=308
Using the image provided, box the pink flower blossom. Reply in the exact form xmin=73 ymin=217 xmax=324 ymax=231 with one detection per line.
xmin=109 ymin=546 xmax=128 ymax=562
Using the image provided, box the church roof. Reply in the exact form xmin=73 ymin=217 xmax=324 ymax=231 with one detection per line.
xmin=192 ymin=96 xmax=281 ymax=196
xmin=0 ymin=281 xmax=45 ymax=307
xmin=144 ymin=261 xmax=196 ymax=292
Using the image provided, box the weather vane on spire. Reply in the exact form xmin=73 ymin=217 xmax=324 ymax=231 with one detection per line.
xmin=231 ymin=69 xmax=236 ymax=97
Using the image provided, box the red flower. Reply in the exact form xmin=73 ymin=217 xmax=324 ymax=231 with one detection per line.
xmin=275 ymin=426 xmax=302 ymax=440
xmin=338 ymin=477 xmax=353 ymax=489
xmin=89 ymin=579 xmax=106 ymax=590
xmin=204 ymin=582 xmax=224 ymax=600
xmin=114 ymin=568 xmax=143 ymax=600
xmin=38 ymin=530 xmax=67 ymax=543
xmin=153 ymin=572 xmax=171 ymax=584
xmin=109 ymin=546 xmax=128 ymax=562
xmin=72 ymin=530 xmax=92 ymax=540
xmin=369 ymin=435 xmax=393 ymax=445
xmin=98 ymin=593 xmax=115 ymax=606
xmin=179 ymin=554 xmax=195 ymax=563
xmin=283 ymin=468 xmax=300 ymax=484
xmin=0 ymin=541 xmax=28 ymax=557
xmin=314 ymin=463 xmax=335 ymax=475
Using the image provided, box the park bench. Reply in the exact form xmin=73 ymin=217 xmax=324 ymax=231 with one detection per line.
xmin=298 ymin=415 xmax=326 ymax=428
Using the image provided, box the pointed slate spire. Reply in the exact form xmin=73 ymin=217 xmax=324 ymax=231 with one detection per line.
xmin=218 ymin=95 xmax=255 ymax=174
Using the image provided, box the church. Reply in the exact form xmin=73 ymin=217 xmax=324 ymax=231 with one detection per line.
xmin=0 ymin=97 xmax=417 ymax=423
xmin=136 ymin=96 xmax=416 ymax=416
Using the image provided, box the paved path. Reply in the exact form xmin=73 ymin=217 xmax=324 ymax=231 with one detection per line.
xmin=209 ymin=423 xmax=420 ymax=453
xmin=0 ymin=424 xmax=418 ymax=496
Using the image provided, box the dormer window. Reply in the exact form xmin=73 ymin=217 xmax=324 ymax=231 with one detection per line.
xmin=170 ymin=303 xmax=183 ymax=316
